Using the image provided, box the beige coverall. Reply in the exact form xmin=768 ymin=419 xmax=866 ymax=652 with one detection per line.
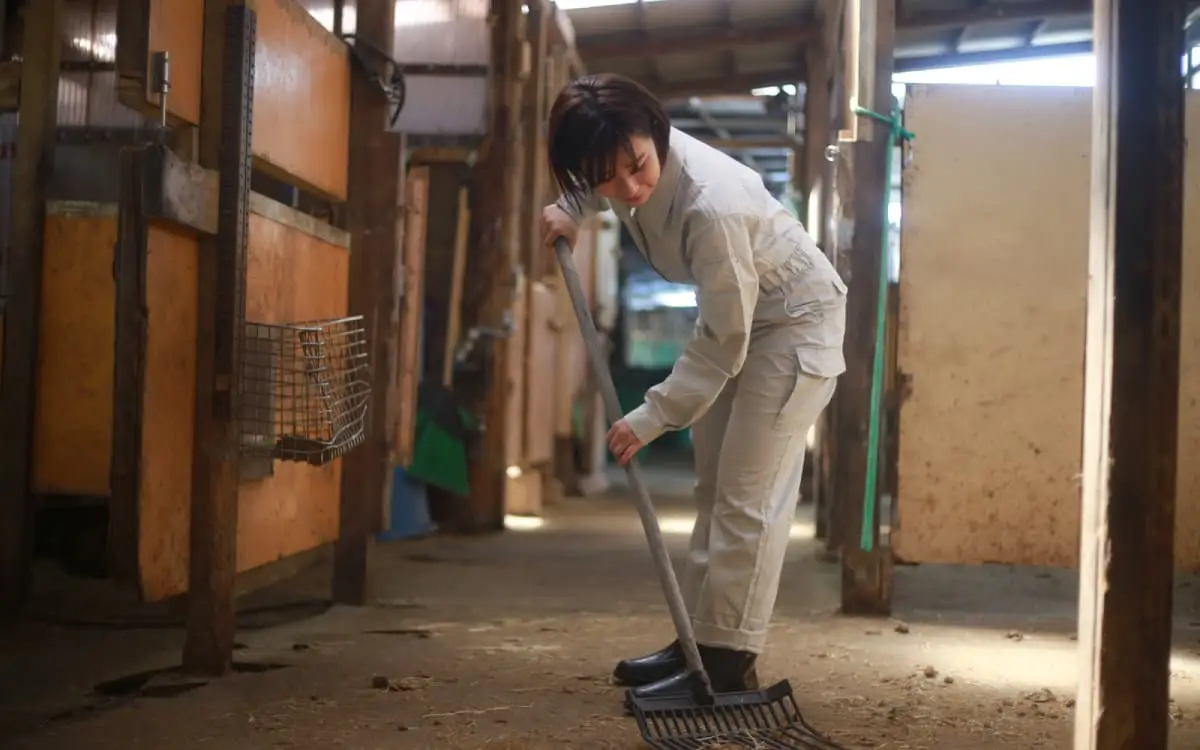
xmin=559 ymin=127 xmax=847 ymax=654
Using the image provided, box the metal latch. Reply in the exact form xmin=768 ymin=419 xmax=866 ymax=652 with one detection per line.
xmin=453 ymin=310 xmax=515 ymax=365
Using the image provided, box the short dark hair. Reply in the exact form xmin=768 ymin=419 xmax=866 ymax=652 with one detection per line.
xmin=547 ymin=73 xmax=671 ymax=209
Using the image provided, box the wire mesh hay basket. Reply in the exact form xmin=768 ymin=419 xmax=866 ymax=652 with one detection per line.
xmin=240 ymin=315 xmax=370 ymax=466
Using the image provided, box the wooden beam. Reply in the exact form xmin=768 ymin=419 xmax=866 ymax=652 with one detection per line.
xmin=138 ymin=146 xmax=350 ymax=245
xmin=183 ymin=0 xmax=256 ymax=677
xmin=652 ymin=66 xmax=806 ymax=99
xmin=895 ymin=40 xmax=1094 ymax=73
xmin=144 ymin=146 xmax=218 ymax=234
xmin=578 ymin=21 xmax=819 ymax=61
xmin=0 ymin=60 xmax=18 ymax=110
xmin=408 ymin=146 xmax=476 ymax=164
xmin=0 ymin=0 xmax=62 ymax=614
xmin=333 ymin=0 xmax=405 ymax=605
xmin=837 ymin=0 xmax=894 ymax=616
xmin=394 ymin=164 xmax=428 ymax=469
xmin=702 ymin=137 xmax=801 ymax=150
xmin=109 ymin=147 xmax=151 ymax=589
xmin=899 ymin=0 xmax=1090 ymax=30
xmin=1074 ymin=0 xmax=1185 ymax=747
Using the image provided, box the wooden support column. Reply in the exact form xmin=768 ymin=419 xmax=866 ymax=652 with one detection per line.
xmin=1074 ymin=1 xmax=1185 ymax=747
xmin=0 ymin=0 xmax=62 ymax=614
xmin=461 ymin=0 xmax=524 ymax=532
xmin=184 ymin=0 xmax=255 ymax=675
xmin=816 ymin=0 xmax=845 ymax=551
xmin=802 ymin=46 xmax=832 ymax=240
xmin=837 ymin=0 xmax=894 ymax=616
xmin=334 ymin=0 xmax=404 ymax=605
xmin=801 ymin=38 xmax=833 ymax=540
xmin=522 ymin=0 xmax=549 ymax=279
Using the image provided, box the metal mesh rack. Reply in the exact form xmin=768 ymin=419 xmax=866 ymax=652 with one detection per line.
xmin=240 ymin=315 xmax=370 ymax=466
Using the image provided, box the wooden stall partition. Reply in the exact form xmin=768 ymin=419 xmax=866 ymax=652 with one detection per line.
xmin=116 ymin=0 xmax=204 ymax=124
xmin=895 ymin=84 xmax=1200 ymax=570
xmin=251 ymin=0 xmax=350 ymax=200
xmin=895 ymin=84 xmax=1091 ymax=568
xmin=135 ymin=222 xmax=200 ymax=601
xmin=31 ymin=202 xmax=118 ymax=497
xmin=110 ymin=152 xmax=204 ymax=599
xmin=112 ymin=150 xmax=353 ymax=599
xmin=236 ymin=208 xmax=350 ymax=574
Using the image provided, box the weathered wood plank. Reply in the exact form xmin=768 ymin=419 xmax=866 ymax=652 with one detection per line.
xmin=460 ymin=0 xmax=525 ymax=533
xmin=394 ymin=167 xmax=429 ymax=468
xmin=1074 ymin=0 xmax=1185 ymax=747
xmin=0 ymin=0 xmax=62 ymax=614
xmin=251 ymin=0 xmax=350 ymax=200
xmin=143 ymin=146 xmax=350 ymax=246
xmin=183 ymin=0 xmax=255 ymax=677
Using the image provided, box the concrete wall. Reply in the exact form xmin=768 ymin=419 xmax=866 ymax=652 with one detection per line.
xmin=895 ymin=84 xmax=1200 ymax=569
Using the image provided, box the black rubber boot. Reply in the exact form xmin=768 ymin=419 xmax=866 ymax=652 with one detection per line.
xmin=612 ymin=640 xmax=685 ymax=687
xmin=623 ymin=645 xmax=759 ymax=711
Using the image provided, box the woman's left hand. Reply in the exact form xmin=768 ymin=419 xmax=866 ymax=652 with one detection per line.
xmin=607 ymin=419 xmax=644 ymax=466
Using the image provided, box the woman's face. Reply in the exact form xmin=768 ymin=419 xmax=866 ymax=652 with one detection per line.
xmin=593 ymin=134 xmax=660 ymax=208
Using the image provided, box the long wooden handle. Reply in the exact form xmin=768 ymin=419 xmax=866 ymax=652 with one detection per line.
xmin=552 ymin=237 xmax=712 ymax=699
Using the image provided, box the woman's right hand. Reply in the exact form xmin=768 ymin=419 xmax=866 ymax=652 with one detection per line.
xmin=541 ymin=203 xmax=579 ymax=252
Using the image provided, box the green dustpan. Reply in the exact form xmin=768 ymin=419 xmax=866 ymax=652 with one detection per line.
xmin=407 ymin=382 xmax=476 ymax=497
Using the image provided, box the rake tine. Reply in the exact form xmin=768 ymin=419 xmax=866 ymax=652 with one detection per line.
xmin=629 ymin=679 xmax=850 ymax=750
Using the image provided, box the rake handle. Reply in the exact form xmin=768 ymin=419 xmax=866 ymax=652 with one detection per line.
xmin=553 ymin=237 xmax=713 ymax=702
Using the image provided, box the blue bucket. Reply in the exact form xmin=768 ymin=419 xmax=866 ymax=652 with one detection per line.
xmin=377 ymin=466 xmax=436 ymax=541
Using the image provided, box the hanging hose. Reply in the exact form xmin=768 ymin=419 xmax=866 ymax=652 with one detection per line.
xmin=851 ymin=105 xmax=914 ymax=552
xmin=340 ymin=34 xmax=408 ymax=129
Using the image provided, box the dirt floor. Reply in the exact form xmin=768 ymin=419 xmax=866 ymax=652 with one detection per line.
xmin=4 ymin=466 xmax=1200 ymax=749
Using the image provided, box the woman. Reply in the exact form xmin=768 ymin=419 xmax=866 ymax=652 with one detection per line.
xmin=541 ymin=73 xmax=846 ymax=703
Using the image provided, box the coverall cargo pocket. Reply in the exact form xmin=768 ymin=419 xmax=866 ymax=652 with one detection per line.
xmin=774 ymin=349 xmax=834 ymax=431
xmin=795 ymin=345 xmax=845 ymax=378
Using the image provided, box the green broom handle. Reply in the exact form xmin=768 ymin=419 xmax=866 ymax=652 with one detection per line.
xmin=853 ymin=106 xmax=914 ymax=552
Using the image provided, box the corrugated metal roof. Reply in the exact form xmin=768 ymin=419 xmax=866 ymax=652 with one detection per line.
xmin=562 ymin=0 xmax=1095 ymax=96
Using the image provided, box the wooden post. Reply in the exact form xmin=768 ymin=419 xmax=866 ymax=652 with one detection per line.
xmin=802 ymin=39 xmax=833 ymax=538
xmin=522 ymin=0 xmax=549 ymax=279
xmin=333 ymin=0 xmax=404 ymax=605
xmin=837 ymin=0 xmax=894 ymax=616
xmin=1074 ymin=1 xmax=1185 ymax=747
xmin=184 ymin=0 xmax=255 ymax=676
xmin=802 ymin=47 xmax=832 ymax=228
xmin=0 ymin=0 xmax=62 ymax=614
xmin=816 ymin=0 xmax=845 ymax=552
xmin=462 ymin=0 xmax=524 ymax=532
